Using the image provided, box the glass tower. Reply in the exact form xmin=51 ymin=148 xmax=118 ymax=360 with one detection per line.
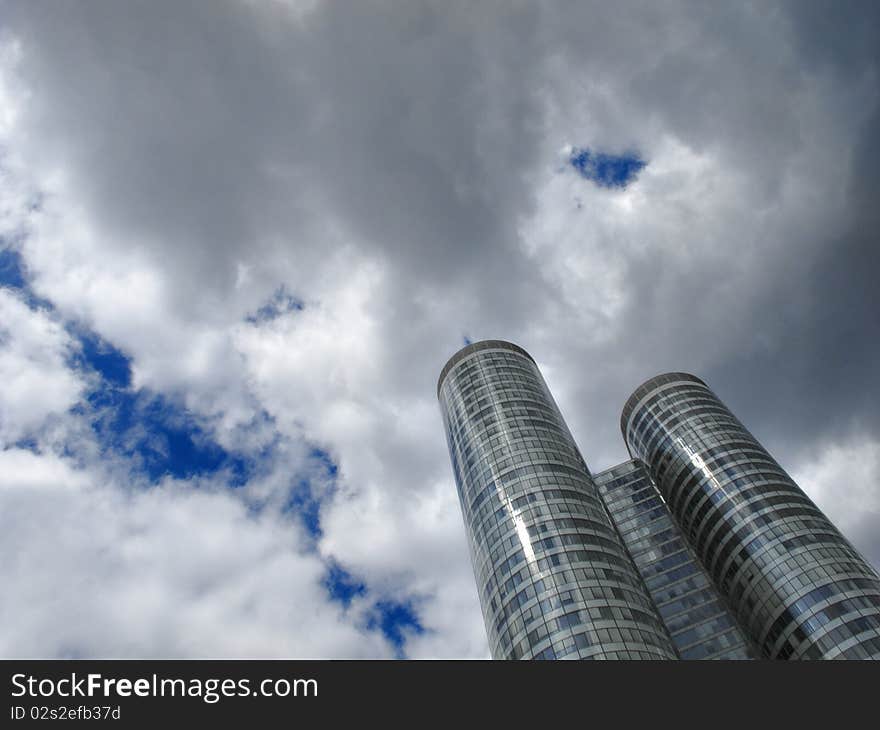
xmin=438 ymin=341 xmax=678 ymax=659
xmin=594 ymin=460 xmax=756 ymax=659
xmin=622 ymin=373 xmax=880 ymax=659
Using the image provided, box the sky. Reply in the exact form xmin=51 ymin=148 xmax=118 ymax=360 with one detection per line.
xmin=0 ymin=0 xmax=878 ymax=659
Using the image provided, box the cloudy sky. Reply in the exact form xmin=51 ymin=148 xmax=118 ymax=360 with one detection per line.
xmin=1 ymin=0 xmax=878 ymax=658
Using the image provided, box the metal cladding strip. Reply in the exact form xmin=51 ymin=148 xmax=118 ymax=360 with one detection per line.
xmin=437 ymin=340 xmax=535 ymax=400
xmin=622 ymin=374 xmax=880 ymax=659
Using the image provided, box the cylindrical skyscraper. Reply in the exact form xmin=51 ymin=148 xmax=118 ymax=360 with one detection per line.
xmin=438 ymin=340 xmax=677 ymax=659
xmin=622 ymin=373 xmax=880 ymax=659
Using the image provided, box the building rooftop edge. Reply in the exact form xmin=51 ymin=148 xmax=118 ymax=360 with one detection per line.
xmin=591 ymin=457 xmax=646 ymax=482
xmin=437 ymin=339 xmax=535 ymax=399
xmin=619 ymin=372 xmax=708 ymax=439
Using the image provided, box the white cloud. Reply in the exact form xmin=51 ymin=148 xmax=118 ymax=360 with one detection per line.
xmin=0 ymin=448 xmax=392 ymax=658
xmin=793 ymin=434 xmax=880 ymax=567
xmin=0 ymin=289 xmax=83 ymax=445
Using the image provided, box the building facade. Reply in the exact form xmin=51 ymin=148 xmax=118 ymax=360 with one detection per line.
xmin=594 ymin=460 xmax=755 ymax=659
xmin=438 ymin=341 xmax=880 ymax=659
xmin=622 ymin=373 xmax=880 ymax=659
xmin=437 ymin=340 xmax=678 ymax=659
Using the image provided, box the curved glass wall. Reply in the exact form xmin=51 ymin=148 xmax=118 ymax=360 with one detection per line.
xmin=595 ymin=460 xmax=756 ymax=659
xmin=438 ymin=341 xmax=677 ymax=660
xmin=622 ymin=373 xmax=880 ymax=659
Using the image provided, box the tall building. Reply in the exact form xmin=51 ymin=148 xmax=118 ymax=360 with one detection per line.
xmin=594 ymin=460 xmax=755 ymax=659
xmin=438 ymin=341 xmax=880 ymax=659
xmin=622 ymin=373 xmax=880 ymax=659
xmin=437 ymin=340 xmax=678 ymax=659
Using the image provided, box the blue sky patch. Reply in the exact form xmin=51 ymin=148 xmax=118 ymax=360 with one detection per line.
xmin=246 ymin=286 xmax=303 ymax=324
xmin=286 ymin=479 xmax=323 ymax=536
xmin=569 ymin=147 xmax=646 ymax=189
xmin=283 ymin=447 xmax=340 ymax=537
xmin=309 ymin=447 xmax=338 ymax=479
xmin=323 ymin=560 xmax=425 ymax=656
xmin=369 ymin=599 xmax=425 ymax=657
xmin=324 ymin=561 xmax=367 ymax=607
xmin=1 ymin=244 xmax=248 ymax=484
xmin=0 ymin=246 xmax=27 ymax=290
xmin=72 ymin=330 xmax=132 ymax=388
xmin=0 ymin=245 xmax=53 ymax=310
xmin=84 ymin=385 xmax=250 ymax=484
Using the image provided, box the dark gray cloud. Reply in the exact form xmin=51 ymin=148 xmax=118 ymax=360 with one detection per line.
xmin=4 ymin=1 xmax=553 ymax=313
xmin=711 ymin=99 xmax=880 ymax=458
